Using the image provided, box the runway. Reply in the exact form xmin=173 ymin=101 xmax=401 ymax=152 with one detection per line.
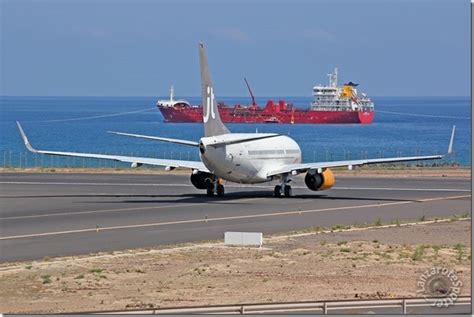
xmin=0 ymin=172 xmax=470 ymax=262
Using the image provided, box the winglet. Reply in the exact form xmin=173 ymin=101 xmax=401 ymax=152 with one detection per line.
xmin=16 ymin=121 xmax=38 ymax=153
xmin=447 ymin=125 xmax=456 ymax=154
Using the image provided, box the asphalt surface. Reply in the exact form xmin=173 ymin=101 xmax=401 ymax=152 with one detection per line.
xmin=0 ymin=172 xmax=470 ymax=262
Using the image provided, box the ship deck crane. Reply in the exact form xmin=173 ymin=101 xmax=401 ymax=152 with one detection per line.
xmin=244 ymin=78 xmax=257 ymax=107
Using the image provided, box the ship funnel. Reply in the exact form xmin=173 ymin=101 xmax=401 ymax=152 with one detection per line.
xmin=198 ymin=42 xmax=230 ymax=137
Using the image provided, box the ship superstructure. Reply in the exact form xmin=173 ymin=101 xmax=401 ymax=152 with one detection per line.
xmin=311 ymin=67 xmax=374 ymax=112
xmin=156 ymin=85 xmax=192 ymax=109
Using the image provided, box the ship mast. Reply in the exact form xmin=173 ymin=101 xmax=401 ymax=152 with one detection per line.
xmin=169 ymin=85 xmax=174 ymax=102
xmin=327 ymin=67 xmax=338 ymax=87
xmin=244 ymin=78 xmax=257 ymax=106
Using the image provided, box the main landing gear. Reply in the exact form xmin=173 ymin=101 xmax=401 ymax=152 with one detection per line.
xmin=274 ymin=176 xmax=292 ymax=198
xmin=206 ymin=178 xmax=225 ymax=197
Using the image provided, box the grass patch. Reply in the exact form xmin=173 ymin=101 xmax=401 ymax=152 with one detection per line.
xmin=337 ymin=241 xmax=347 ymax=246
xmin=41 ymin=275 xmax=52 ymax=284
xmin=390 ymin=219 xmax=401 ymax=227
xmin=411 ymin=246 xmax=425 ymax=261
xmin=89 ymin=268 xmax=104 ymax=274
xmin=340 ymin=248 xmax=351 ymax=253
xmin=450 ymin=214 xmax=460 ymax=221
xmin=374 ymin=217 xmax=382 ymax=226
xmin=432 ymin=245 xmax=442 ymax=259
xmin=269 ymin=251 xmax=281 ymax=258
xmin=331 ymin=224 xmax=351 ymax=231
xmin=454 ymin=243 xmax=465 ymax=263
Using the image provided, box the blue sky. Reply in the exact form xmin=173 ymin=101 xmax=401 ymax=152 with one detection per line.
xmin=0 ymin=0 xmax=470 ymax=97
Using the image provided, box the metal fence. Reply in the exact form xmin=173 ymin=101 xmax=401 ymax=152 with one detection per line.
xmin=89 ymin=296 xmax=471 ymax=314
xmin=0 ymin=149 xmax=462 ymax=169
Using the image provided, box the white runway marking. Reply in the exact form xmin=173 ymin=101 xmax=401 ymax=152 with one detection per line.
xmin=333 ymin=186 xmax=470 ymax=192
xmin=0 ymin=181 xmax=470 ymax=192
xmin=0 ymin=197 xmax=263 ymax=220
xmin=0 ymin=194 xmax=469 ymax=241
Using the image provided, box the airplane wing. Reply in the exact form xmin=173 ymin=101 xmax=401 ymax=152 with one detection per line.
xmin=267 ymin=126 xmax=455 ymax=177
xmin=17 ymin=122 xmax=209 ymax=172
xmin=108 ymin=131 xmax=199 ymax=147
xmin=266 ymin=154 xmax=443 ymax=177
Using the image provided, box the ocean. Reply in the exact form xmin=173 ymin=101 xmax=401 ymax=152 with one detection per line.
xmin=0 ymin=96 xmax=471 ymax=168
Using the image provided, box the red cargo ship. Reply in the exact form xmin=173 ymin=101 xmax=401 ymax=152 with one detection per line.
xmin=157 ymin=68 xmax=375 ymax=124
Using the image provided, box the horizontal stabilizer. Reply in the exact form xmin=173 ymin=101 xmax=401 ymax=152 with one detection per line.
xmin=207 ymin=134 xmax=281 ymax=147
xmin=108 ymin=131 xmax=198 ymax=147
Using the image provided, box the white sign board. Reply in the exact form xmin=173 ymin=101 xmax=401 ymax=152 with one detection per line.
xmin=224 ymin=232 xmax=263 ymax=247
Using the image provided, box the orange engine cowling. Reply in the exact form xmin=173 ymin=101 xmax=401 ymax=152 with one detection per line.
xmin=304 ymin=169 xmax=335 ymax=191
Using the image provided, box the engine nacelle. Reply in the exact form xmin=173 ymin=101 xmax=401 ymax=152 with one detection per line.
xmin=190 ymin=171 xmax=214 ymax=190
xmin=304 ymin=169 xmax=335 ymax=191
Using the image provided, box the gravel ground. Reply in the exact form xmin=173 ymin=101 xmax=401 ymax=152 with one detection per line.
xmin=0 ymin=219 xmax=470 ymax=314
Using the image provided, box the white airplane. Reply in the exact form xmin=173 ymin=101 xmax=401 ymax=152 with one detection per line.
xmin=17 ymin=43 xmax=455 ymax=198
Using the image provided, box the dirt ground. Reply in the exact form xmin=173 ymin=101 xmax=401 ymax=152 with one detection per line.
xmin=0 ymin=219 xmax=471 ymax=313
xmin=0 ymin=166 xmax=470 ymax=178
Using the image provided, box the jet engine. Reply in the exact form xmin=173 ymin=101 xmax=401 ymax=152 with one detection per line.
xmin=304 ymin=169 xmax=335 ymax=191
xmin=190 ymin=171 xmax=214 ymax=189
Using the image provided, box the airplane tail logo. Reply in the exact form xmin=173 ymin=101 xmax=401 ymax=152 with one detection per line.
xmin=204 ymin=86 xmax=216 ymax=123
xmin=199 ymin=43 xmax=229 ymax=137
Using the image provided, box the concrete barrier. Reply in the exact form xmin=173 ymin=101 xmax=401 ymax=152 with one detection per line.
xmin=224 ymin=232 xmax=263 ymax=247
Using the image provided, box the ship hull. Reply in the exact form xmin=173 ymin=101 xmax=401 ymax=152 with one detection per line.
xmin=159 ymin=106 xmax=374 ymax=124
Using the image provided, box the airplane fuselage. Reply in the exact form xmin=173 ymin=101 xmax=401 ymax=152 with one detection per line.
xmin=200 ymin=133 xmax=301 ymax=183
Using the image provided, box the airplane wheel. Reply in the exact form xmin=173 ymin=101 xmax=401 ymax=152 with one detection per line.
xmin=274 ymin=185 xmax=282 ymax=198
xmin=206 ymin=184 xmax=214 ymax=197
xmin=284 ymin=185 xmax=292 ymax=197
xmin=216 ymin=184 xmax=225 ymax=197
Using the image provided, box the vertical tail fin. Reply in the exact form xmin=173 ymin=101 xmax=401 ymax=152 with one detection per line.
xmin=199 ymin=42 xmax=230 ymax=137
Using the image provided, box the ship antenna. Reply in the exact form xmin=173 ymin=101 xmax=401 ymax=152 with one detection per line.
xmin=170 ymin=84 xmax=174 ymax=102
xmin=328 ymin=67 xmax=338 ymax=87
xmin=244 ymin=77 xmax=257 ymax=106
